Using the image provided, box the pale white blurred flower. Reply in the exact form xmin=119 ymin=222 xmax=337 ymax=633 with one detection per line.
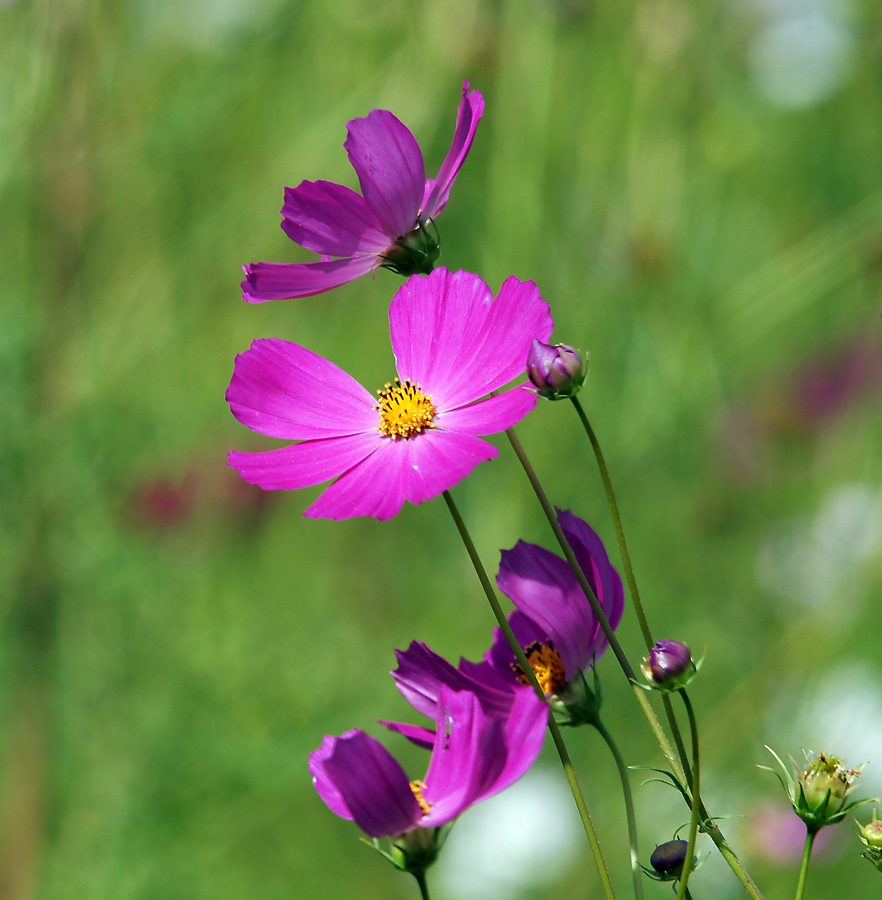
xmin=436 ymin=766 xmax=581 ymax=900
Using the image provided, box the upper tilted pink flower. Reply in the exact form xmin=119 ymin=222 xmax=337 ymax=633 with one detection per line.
xmin=242 ymin=81 xmax=484 ymax=302
xmin=227 ymin=268 xmax=553 ymax=520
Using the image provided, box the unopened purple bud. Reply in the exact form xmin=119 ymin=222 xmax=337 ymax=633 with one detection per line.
xmin=641 ymin=640 xmax=695 ymax=690
xmin=526 ymin=340 xmax=585 ymax=399
xmin=649 ymin=840 xmax=689 ymax=880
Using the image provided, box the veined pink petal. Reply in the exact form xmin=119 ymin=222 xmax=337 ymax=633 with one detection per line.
xmin=435 ymin=276 xmax=554 ymax=408
xmin=378 ymin=720 xmax=435 ymax=751
xmin=390 ymin=269 xmax=495 ymax=398
xmin=304 ymin=439 xmax=409 ymax=521
xmin=241 ymin=256 xmax=378 ymax=302
xmin=228 ymin=433 xmax=381 ymax=491
xmin=280 ymin=180 xmax=392 ymax=256
xmin=227 ymin=340 xmax=377 ymax=440
xmin=438 ymin=386 xmax=537 ymax=436
xmin=400 ymin=430 xmax=498 ymax=505
xmin=308 ymin=733 xmax=357 ymax=820
xmin=345 ymin=109 xmax=425 ymax=240
xmin=422 ymin=81 xmax=485 ymax=219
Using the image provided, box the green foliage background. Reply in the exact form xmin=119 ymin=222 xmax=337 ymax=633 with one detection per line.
xmin=2 ymin=0 xmax=881 ymax=897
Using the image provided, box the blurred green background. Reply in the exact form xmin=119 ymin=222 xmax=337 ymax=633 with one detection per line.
xmin=3 ymin=0 xmax=882 ymax=897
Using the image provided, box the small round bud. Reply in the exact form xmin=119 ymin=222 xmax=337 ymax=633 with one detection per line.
xmin=858 ymin=810 xmax=882 ymax=851
xmin=649 ymin=840 xmax=689 ymax=880
xmin=640 ymin=640 xmax=695 ymax=690
xmin=526 ymin=340 xmax=585 ymax=399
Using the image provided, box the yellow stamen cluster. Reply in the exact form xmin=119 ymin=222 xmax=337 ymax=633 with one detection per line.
xmin=512 ymin=640 xmax=566 ymax=695
xmin=409 ymin=779 xmax=432 ymax=815
xmin=375 ymin=378 xmax=437 ymax=439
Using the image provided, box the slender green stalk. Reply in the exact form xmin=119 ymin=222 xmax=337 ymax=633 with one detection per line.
xmin=794 ymin=829 xmax=817 ymax=900
xmin=593 ymin=717 xmax=644 ymax=900
xmin=674 ymin=692 xmax=701 ymax=900
xmin=413 ymin=870 xmax=431 ymax=900
xmin=569 ymin=399 xmax=695 ymax=788
xmin=442 ymin=491 xmax=617 ymax=900
xmin=570 ymin=396 xmax=653 ymax=649
xmin=504 ymin=427 xmax=766 ymax=900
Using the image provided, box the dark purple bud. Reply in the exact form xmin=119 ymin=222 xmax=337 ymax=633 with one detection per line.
xmin=641 ymin=640 xmax=695 ymax=690
xmin=649 ymin=840 xmax=689 ymax=880
xmin=526 ymin=340 xmax=585 ymax=399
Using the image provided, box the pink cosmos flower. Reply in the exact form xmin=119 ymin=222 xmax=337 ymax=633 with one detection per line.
xmin=226 ymin=268 xmax=553 ymax=520
xmin=388 ymin=512 xmax=624 ymax=736
xmin=242 ymin=81 xmax=484 ymax=302
xmin=309 ymin=686 xmax=546 ymax=840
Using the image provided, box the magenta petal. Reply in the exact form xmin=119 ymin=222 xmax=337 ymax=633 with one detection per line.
xmin=319 ymin=731 xmax=421 ymax=838
xmin=228 ymin=433 xmax=380 ymax=491
xmin=442 ymin=275 xmax=554 ymax=405
xmin=390 ymin=269 xmax=553 ymax=411
xmin=392 ymin=641 xmax=515 ymax=719
xmin=281 ymin=180 xmax=391 ymax=256
xmin=486 ymin=611 xmax=553 ymax=680
xmin=422 ymin=81 xmax=485 ymax=219
xmin=345 ymin=109 xmax=425 ymax=240
xmin=379 ymin=720 xmax=436 ymax=751
xmin=308 ymin=733 xmax=357 ymax=820
xmin=400 ymin=430 xmax=498 ymax=505
xmin=497 ymin=540 xmax=594 ymax=679
xmin=227 ymin=340 xmax=377 ymax=440
xmin=304 ymin=439 xmax=408 ymax=521
xmin=241 ymin=256 xmax=378 ymax=302
xmin=390 ymin=268 xmax=494 ymax=397
xmin=439 ymin=386 xmax=537 ymax=436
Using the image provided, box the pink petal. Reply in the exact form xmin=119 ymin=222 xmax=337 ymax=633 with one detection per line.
xmin=422 ymin=82 xmax=485 ymax=219
xmin=241 ymin=256 xmax=379 ymax=302
xmin=379 ymin=720 xmax=435 ymax=751
xmin=439 ymin=275 xmax=554 ymax=407
xmin=390 ymin=268 xmax=494 ymax=399
xmin=228 ymin=433 xmax=381 ymax=491
xmin=227 ymin=340 xmax=377 ymax=440
xmin=345 ymin=109 xmax=425 ymax=240
xmin=401 ymin=430 xmax=499 ymax=504
xmin=438 ymin=386 xmax=537 ymax=436
xmin=304 ymin=439 xmax=409 ymax=520
xmin=280 ymin=180 xmax=392 ymax=256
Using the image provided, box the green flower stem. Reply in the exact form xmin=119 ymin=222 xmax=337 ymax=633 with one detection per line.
xmin=569 ymin=396 xmax=653 ymax=650
xmin=413 ymin=870 xmax=431 ymax=900
xmin=593 ymin=717 xmax=645 ymax=900
xmin=504 ymin=427 xmax=766 ymax=900
xmin=569 ymin=398 xmax=695 ymax=790
xmin=674 ymin=692 xmax=701 ymax=900
xmin=442 ymin=490 xmax=616 ymax=900
xmin=794 ymin=829 xmax=817 ymax=900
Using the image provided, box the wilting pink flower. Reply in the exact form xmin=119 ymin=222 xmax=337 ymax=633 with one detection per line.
xmin=242 ymin=82 xmax=484 ymax=301
xmin=309 ymin=686 xmax=546 ymax=841
xmin=227 ymin=268 xmax=553 ymax=520
xmin=390 ymin=512 xmax=624 ymax=729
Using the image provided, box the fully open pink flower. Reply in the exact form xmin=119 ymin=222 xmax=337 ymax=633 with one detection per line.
xmin=227 ymin=268 xmax=553 ymax=520
xmin=242 ymin=81 xmax=484 ymax=302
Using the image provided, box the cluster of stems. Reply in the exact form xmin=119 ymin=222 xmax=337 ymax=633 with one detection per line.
xmin=442 ymin=396 xmax=766 ymax=900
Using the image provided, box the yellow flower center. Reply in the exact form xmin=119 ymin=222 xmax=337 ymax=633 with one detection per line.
xmin=410 ymin=779 xmax=432 ymax=815
xmin=512 ymin=640 xmax=567 ymax=696
xmin=376 ymin=378 xmax=437 ymax=439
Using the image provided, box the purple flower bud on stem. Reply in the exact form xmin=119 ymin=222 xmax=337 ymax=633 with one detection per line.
xmin=640 ymin=640 xmax=695 ymax=690
xmin=649 ymin=840 xmax=689 ymax=880
xmin=526 ymin=340 xmax=585 ymax=399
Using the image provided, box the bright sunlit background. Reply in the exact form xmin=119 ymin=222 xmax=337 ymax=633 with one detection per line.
xmin=2 ymin=0 xmax=882 ymax=898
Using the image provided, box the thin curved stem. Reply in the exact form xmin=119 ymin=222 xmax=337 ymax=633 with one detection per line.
xmin=594 ymin=717 xmax=644 ymax=900
xmin=674 ymin=692 xmax=701 ymax=900
xmin=442 ymin=491 xmax=616 ymax=900
xmin=570 ymin=396 xmax=653 ymax=649
xmin=794 ymin=829 xmax=816 ymax=900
